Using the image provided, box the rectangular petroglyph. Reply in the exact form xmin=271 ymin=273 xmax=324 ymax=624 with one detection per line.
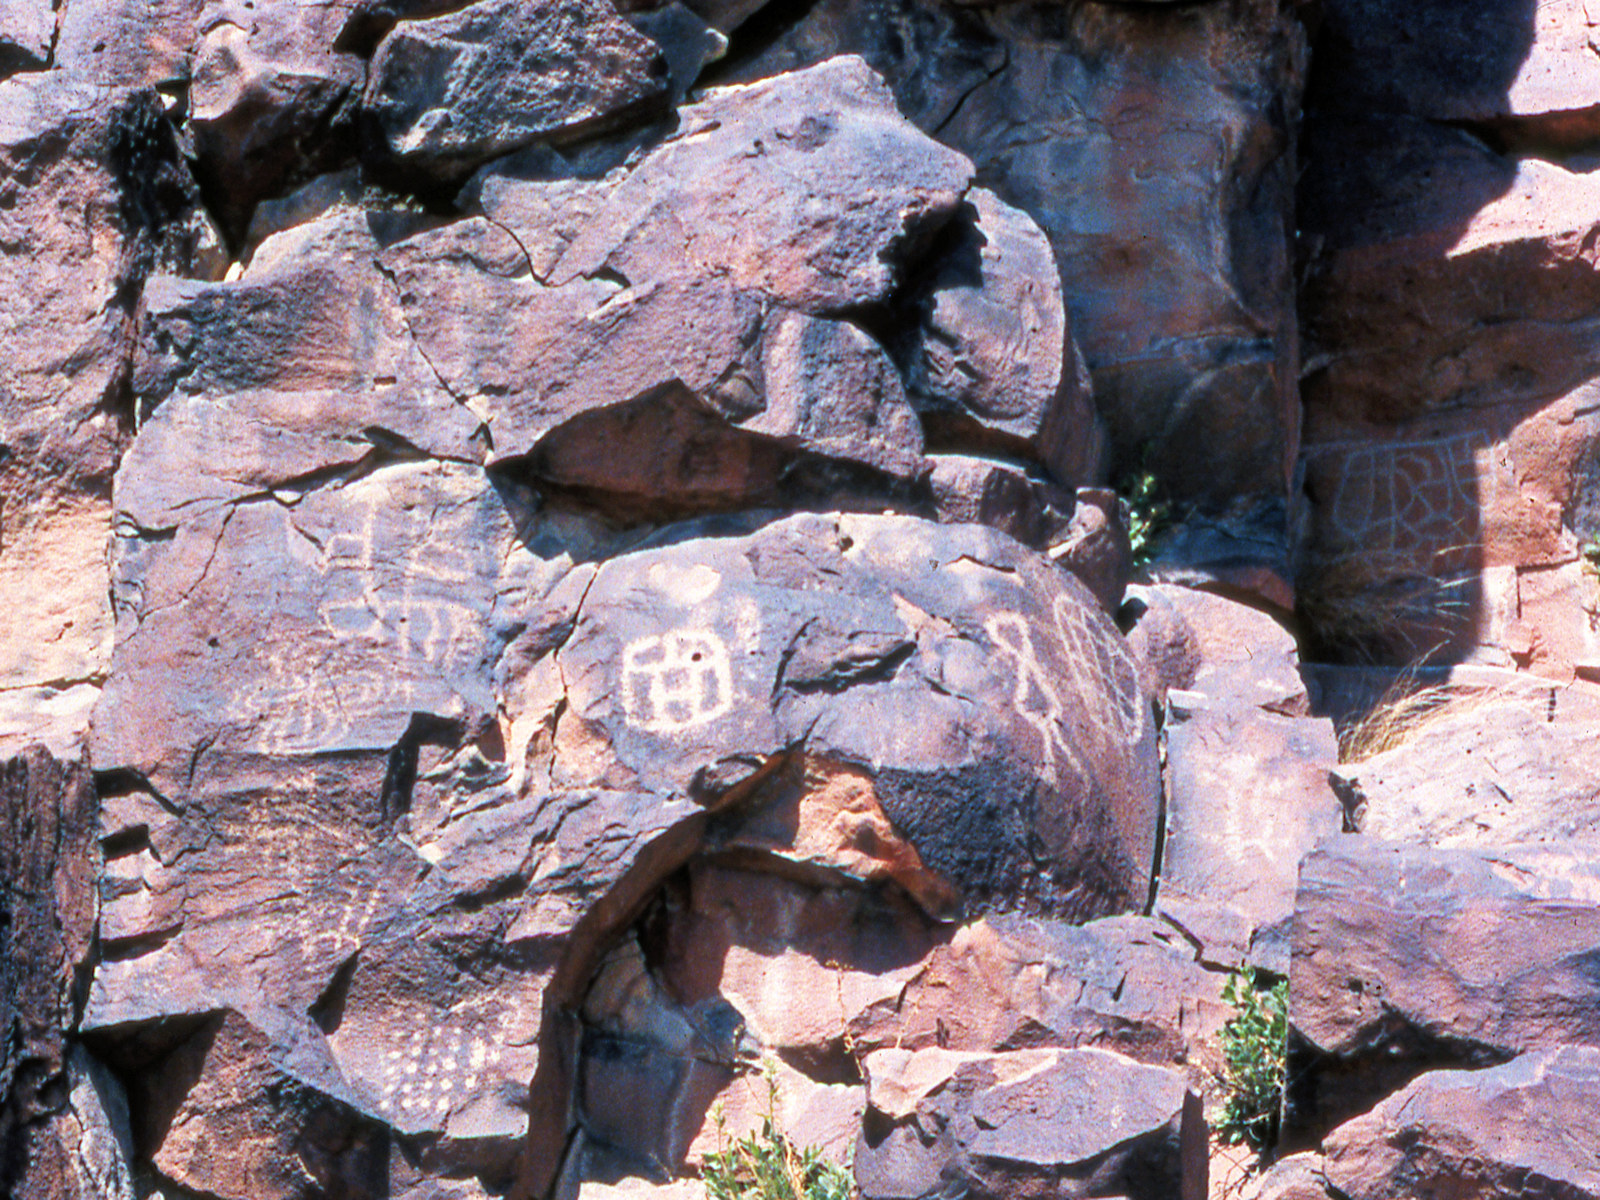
xmin=621 ymin=629 xmax=734 ymax=731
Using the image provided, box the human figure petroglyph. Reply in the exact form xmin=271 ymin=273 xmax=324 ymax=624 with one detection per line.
xmin=1052 ymin=596 xmax=1144 ymax=746
xmin=621 ymin=629 xmax=734 ymax=731
xmin=984 ymin=612 xmax=1084 ymax=785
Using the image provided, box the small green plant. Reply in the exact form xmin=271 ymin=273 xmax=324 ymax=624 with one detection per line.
xmin=702 ymin=1063 xmax=854 ymax=1200
xmin=1217 ymin=968 xmax=1289 ymax=1150
xmin=1119 ymin=468 xmax=1174 ymax=569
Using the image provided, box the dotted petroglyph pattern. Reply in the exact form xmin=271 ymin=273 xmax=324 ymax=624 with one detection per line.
xmin=373 ymin=1000 xmax=518 ymax=1125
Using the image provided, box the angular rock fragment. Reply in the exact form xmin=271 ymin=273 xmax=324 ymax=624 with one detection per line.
xmin=1287 ymin=836 xmax=1600 ymax=1138
xmin=1323 ymin=1048 xmax=1600 ymax=1200
xmin=365 ymin=0 xmax=670 ymax=180
xmin=1160 ymin=703 xmax=1342 ymax=970
xmin=845 ymin=912 xmax=1227 ymax=1072
xmin=1140 ymin=586 xmax=1308 ymax=716
xmin=903 ymin=187 xmax=1099 ymax=486
xmin=856 ymin=1046 xmax=1206 ymax=1200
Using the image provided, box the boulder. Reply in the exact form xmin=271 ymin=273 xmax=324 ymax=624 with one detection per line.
xmin=856 ymin=1046 xmax=1207 ymax=1200
xmin=1239 ymin=1153 xmax=1331 ymax=1200
xmin=1046 ymin=488 xmax=1131 ymax=613
xmin=901 ymin=187 xmax=1099 ymax=487
xmin=187 ymin=0 xmax=364 ymax=237
xmin=717 ymin=0 xmax=1305 ymax=518
xmin=527 ymin=511 xmax=1161 ymax=920
xmin=53 ymin=0 xmax=198 ymax=85
xmin=1287 ymin=836 xmax=1600 ymax=1138
xmin=1337 ymin=692 xmax=1600 ymax=847
xmin=1323 ymin=1048 xmax=1600 ymax=1200
xmin=927 ymin=455 xmax=1072 ymax=551
xmin=1159 ymin=703 xmax=1342 ymax=971
xmin=1139 ymin=586 xmax=1308 ymax=716
xmin=364 ymin=0 xmax=670 ymax=181
xmin=844 ymin=912 xmax=1228 ymax=1074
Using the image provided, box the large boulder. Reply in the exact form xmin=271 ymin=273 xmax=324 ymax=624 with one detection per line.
xmin=1287 ymin=836 xmax=1600 ymax=1139
xmin=1323 ymin=1048 xmax=1600 ymax=1200
xmin=855 ymin=1046 xmax=1207 ymax=1200
xmin=716 ymin=0 xmax=1306 ymax=519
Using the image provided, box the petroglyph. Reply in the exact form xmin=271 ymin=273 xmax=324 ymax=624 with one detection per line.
xmin=1307 ymin=430 xmax=1515 ymax=567
xmin=375 ymin=999 xmax=517 ymax=1124
xmin=1053 ymin=596 xmax=1145 ymax=746
xmin=621 ymin=629 xmax=734 ymax=732
xmin=985 ymin=612 xmax=1084 ymax=785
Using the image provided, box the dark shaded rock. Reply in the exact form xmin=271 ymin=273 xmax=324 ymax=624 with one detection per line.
xmin=1120 ymin=584 xmax=1203 ymax=702
xmin=903 ymin=187 xmax=1099 ymax=487
xmin=364 ymin=0 xmax=670 ymax=181
xmin=1287 ymin=836 xmax=1600 ymax=1140
xmin=927 ymin=455 xmax=1070 ymax=550
xmin=1048 ymin=487 xmax=1131 ymax=612
xmin=1141 ymin=586 xmax=1308 ymax=716
xmin=188 ymin=0 xmax=364 ymax=239
xmin=0 ymin=746 xmax=101 ymax=1199
xmin=1323 ymin=1048 xmax=1600 ymax=1200
xmin=1159 ymin=703 xmax=1341 ymax=971
xmin=856 ymin=1046 xmax=1207 ymax=1200
xmin=718 ymin=0 xmax=1305 ymax=519
xmin=125 ymin=1009 xmax=387 ymax=1200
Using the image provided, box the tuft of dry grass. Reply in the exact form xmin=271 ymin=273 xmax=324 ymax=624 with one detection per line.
xmin=1335 ymin=671 xmax=1535 ymax=763
xmin=1296 ymin=548 xmax=1476 ymax=666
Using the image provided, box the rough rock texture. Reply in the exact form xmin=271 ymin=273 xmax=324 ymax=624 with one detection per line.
xmin=1298 ymin=0 xmax=1600 ymax=673
xmin=0 ymin=75 xmax=211 ymax=759
xmin=14 ymin=0 xmax=1600 ymax=1193
xmin=1287 ymin=836 xmax=1600 ymax=1139
xmin=365 ymin=0 xmax=670 ymax=181
xmin=1336 ymin=690 xmax=1600 ymax=847
xmin=856 ymin=1046 xmax=1207 ymax=1200
xmin=1323 ymin=1048 xmax=1600 ymax=1200
xmin=0 ymin=747 xmax=110 ymax=1199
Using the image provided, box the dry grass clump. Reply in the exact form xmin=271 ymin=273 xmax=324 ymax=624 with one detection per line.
xmin=1296 ymin=548 xmax=1475 ymax=666
xmin=1337 ymin=681 xmax=1500 ymax=762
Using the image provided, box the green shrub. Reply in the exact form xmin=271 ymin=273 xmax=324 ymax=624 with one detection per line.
xmin=1217 ymin=968 xmax=1289 ymax=1149
xmin=1119 ymin=468 xmax=1174 ymax=569
xmin=702 ymin=1065 xmax=854 ymax=1200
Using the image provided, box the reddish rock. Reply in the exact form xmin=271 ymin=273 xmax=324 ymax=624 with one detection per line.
xmin=903 ymin=187 xmax=1099 ymax=487
xmin=1120 ymin=584 xmax=1203 ymax=701
xmin=845 ymin=912 xmax=1227 ymax=1074
xmin=364 ymin=0 xmax=669 ymax=181
xmin=123 ymin=1010 xmax=386 ymax=1200
xmin=856 ymin=1046 xmax=1207 ymax=1200
xmin=1323 ymin=1048 xmax=1600 ymax=1200
xmin=1159 ymin=703 xmax=1342 ymax=970
xmin=927 ymin=455 xmax=1072 ymax=551
xmin=1287 ymin=836 xmax=1600 ymax=1139
xmin=1239 ymin=1152 xmax=1330 ymax=1200
xmin=0 ymin=76 xmax=210 ymax=757
xmin=1337 ymin=692 xmax=1600 ymax=848
xmin=1143 ymin=586 xmax=1308 ymax=716
xmin=53 ymin=0 xmax=198 ymax=85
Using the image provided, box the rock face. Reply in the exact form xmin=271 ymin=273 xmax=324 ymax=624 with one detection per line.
xmin=856 ymin=1046 xmax=1207 ymax=1200
xmin=12 ymin=0 xmax=1600 ymax=1195
xmin=1323 ymin=1048 xmax=1600 ymax=1200
xmin=1287 ymin=836 xmax=1600 ymax=1138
